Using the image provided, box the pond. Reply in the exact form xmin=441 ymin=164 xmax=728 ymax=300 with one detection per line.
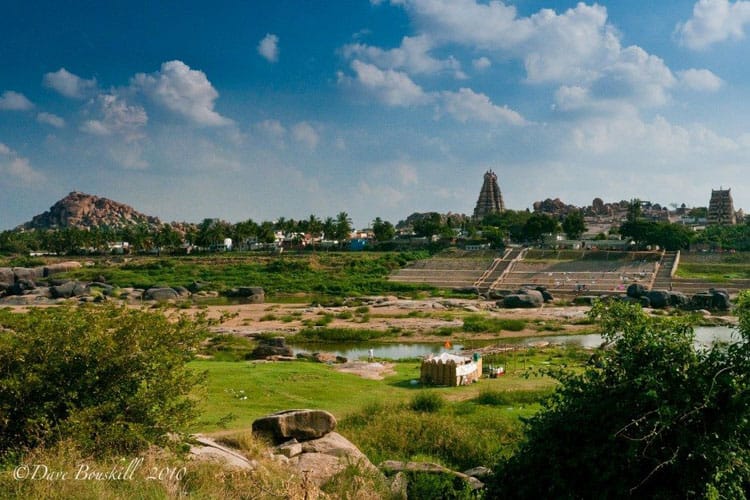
xmin=289 ymin=325 xmax=740 ymax=360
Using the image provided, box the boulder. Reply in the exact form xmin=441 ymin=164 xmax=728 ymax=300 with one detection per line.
xmin=300 ymin=432 xmax=373 ymax=466
xmin=379 ymin=460 xmax=484 ymax=491
xmin=0 ymin=268 xmax=13 ymax=287
xmin=276 ymin=438 xmax=303 ymax=458
xmin=43 ymin=261 xmax=82 ymax=277
xmin=668 ymin=291 xmax=689 ymax=307
xmin=535 ymin=286 xmax=554 ymax=302
xmin=51 ymin=281 xmax=88 ymax=299
xmin=173 ymin=286 xmax=191 ymax=297
xmin=288 ymin=452 xmax=346 ymax=487
xmin=190 ymin=435 xmax=255 ymax=470
xmin=144 ymin=287 xmax=179 ymax=302
xmin=710 ymin=289 xmax=731 ymax=311
xmin=8 ymin=279 xmax=36 ymax=295
xmin=646 ymin=290 xmax=670 ymax=309
xmin=227 ymin=286 xmax=265 ymax=303
xmin=250 ymin=337 xmax=293 ymax=359
xmin=188 ymin=281 xmax=209 ymax=293
xmin=502 ymin=289 xmax=543 ymax=308
xmin=252 ymin=409 xmax=337 ymax=444
xmin=639 ymin=296 xmax=651 ymax=308
xmin=13 ymin=267 xmax=43 ymax=282
xmin=626 ymin=283 xmax=646 ymax=298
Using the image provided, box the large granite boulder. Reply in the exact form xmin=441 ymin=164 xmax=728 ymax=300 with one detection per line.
xmin=646 ymin=290 xmax=670 ymax=309
xmin=535 ymin=286 xmax=554 ymax=303
xmin=8 ymin=279 xmax=36 ymax=295
xmin=252 ymin=409 xmax=337 ymax=444
xmin=689 ymin=290 xmax=731 ymax=311
xmin=668 ymin=291 xmax=689 ymax=307
xmin=250 ymin=337 xmax=294 ymax=359
xmin=626 ymin=283 xmax=646 ymax=299
xmin=13 ymin=267 xmax=43 ymax=282
xmin=227 ymin=286 xmax=265 ymax=303
xmin=51 ymin=281 xmax=88 ymax=299
xmin=144 ymin=287 xmax=179 ymax=302
xmin=0 ymin=268 xmax=13 ymax=287
xmin=501 ymin=289 xmax=543 ymax=308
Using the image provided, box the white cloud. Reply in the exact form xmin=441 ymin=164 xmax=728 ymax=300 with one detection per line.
xmin=395 ymin=163 xmax=418 ymax=185
xmin=43 ymin=68 xmax=97 ymax=99
xmin=472 ymin=56 xmax=491 ymax=70
xmin=0 ymin=143 xmax=45 ymax=185
xmin=440 ymin=88 xmax=526 ymax=125
xmin=678 ymin=68 xmax=724 ymax=91
xmin=257 ymin=119 xmax=286 ymax=139
xmin=343 ymin=35 xmax=462 ymax=77
xmin=0 ymin=91 xmax=33 ymax=111
xmin=676 ymin=0 xmax=750 ymax=50
xmin=258 ymin=34 xmax=280 ymax=63
xmin=36 ymin=112 xmax=65 ymax=128
xmin=292 ymin=122 xmax=320 ymax=149
xmin=346 ymin=60 xmax=432 ymax=106
xmin=80 ymin=94 xmax=148 ymax=139
xmin=376 ymin=1 xmax=689 ymax=114
xmin=132 ymin=60 xmax=232 ymax=126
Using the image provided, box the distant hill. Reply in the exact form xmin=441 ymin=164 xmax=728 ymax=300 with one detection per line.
xmin=20 ymin=191 xmax=162 ymax=230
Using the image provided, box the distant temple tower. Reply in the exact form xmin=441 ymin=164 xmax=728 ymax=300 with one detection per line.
xmin=473 ymin=170 xmax=505 ymax=220
xmin=707 ymin=188 xmax=737 ymax=225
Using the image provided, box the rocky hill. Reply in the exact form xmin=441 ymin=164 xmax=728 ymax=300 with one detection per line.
xmin=20 ymin=191 xmax=161 ymax=230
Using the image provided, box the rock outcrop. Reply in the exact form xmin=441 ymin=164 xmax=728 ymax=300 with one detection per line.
xmin=252 ymin=409 xmax=337 ymax=444
xmin=21 ymin=191 xmax=161 ymax=230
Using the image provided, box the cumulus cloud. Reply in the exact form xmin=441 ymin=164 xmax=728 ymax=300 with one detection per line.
xmin=0 ymin=143 xmax=45 ymax=184
xmin=292 ymin=122 xmax=320 ymax=149
xmin=676 ymin=0 xmax=750 ymax=50
xmin=342 ymin=35 xmax=462 ymax=77
xmin=373 ymin=0 xmax=692 ymax=114
xmin=132 ymin=60 xmax=232 ymax=126
xmin=79 ymin=94 xmax=148 ymax=139
xmin=0 ymin=91 xmax=33 ymax=111
xmin=472 ymin=56 xmax=491 ymax=70
xmin=257 ymin=119 xmax=286 ymax=139
xmin=678 ymin=68 xmax=724 ymax=91
xmin=440 ymin=88 xmax=526 ymax=125
xmin=345 ymin=60 xmax=432 ymax=106
xmin=36 ymin=112 xmax=65 ymax=128
xmin=43 ymin=68 xmax=97 ymax=99
xmin=258 ymin=34 xmax=280 ymax=62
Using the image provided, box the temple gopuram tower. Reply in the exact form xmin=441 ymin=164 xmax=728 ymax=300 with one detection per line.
xmin=708 ymin=188 xmax=737 ymax=225
xmin=473 ymin=170 xmax=505 ymax=220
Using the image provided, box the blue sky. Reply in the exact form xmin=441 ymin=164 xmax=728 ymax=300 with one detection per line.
xmin=2 ymin=0 xmax=750 ymax=229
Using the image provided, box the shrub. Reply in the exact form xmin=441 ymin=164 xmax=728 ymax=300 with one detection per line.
xmin=410 ymin=392 xmax=444 ymax=413
xmin=0 ymin=305 xmax=207 ymax=455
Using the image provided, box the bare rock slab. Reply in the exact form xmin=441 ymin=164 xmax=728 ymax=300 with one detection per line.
xmin=252 ymin=409 xmax=337 ymax=444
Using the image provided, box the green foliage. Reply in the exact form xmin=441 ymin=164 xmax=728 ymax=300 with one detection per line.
xmin=0 ymin=305 xmax=207 ymax=456
xmin=372 ymin=216 xmax=396 ymax=242
xmin=295 ymin=327 xmax=396 ymax=342
xmin=406 ymin=471 xmax=481 ymax=500
xmin=561 ymin=209 xmax=586 ymax=240
xmin=410 ymin=392 xmax=445 ymax=413
xmin=462 ymin=315 xmax=526 ymax=333
xmin=489 ymin=298 xmax=750 ymax=498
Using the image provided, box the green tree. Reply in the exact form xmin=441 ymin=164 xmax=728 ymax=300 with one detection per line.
xmin=561 ymin=210 xmax=587 ymax=240
xmin=334 ymin=212 xmax=353 ymax=245
xmin=413 ymin=213 xmax=443 ymax=238
xmin=0 ymin=305 xmax=207 ymax=455
xmin=372 ymin=217 xmax=395 ymax=242
xmin=489 ymin=298 xmax=750 ymax=498
xmin=522 ymin=212 xmax=560 ymax=243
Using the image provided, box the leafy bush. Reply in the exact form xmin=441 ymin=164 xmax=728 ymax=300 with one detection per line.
xmin=489 ymin=297 xmax=750 ymax=498
xmin=410 ymin=392 xmax=444 ymax=413
xmin=462 ymin=315 xmax=526 ymax=333
xmin=406 ymin=471 xmax=481 ymax=500
xmin=0 ymin=305 xmax=207 ymax=455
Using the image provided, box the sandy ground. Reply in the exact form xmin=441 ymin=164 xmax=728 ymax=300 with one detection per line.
xmin=190 ymin=298 xmax=595 ymax=342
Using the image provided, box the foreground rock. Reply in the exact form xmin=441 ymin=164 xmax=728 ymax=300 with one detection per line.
xmin=252 ymin=409 xmax=337 ymax=444
xmin=250 ymin=337 xmax=294 ymax=359
xmin=380 ymin=460 xmax=484 ymax=490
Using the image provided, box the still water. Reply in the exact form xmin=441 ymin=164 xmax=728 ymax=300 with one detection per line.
xmin=290 ymin=326 xmax=739 ymax=360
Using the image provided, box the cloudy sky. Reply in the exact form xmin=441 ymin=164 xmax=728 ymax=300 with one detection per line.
xmin=2 ymin=0 xmax=750 ymax=229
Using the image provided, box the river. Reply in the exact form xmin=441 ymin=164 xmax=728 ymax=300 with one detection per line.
xmin=290 ymin=325 xmax=741 ymax=360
